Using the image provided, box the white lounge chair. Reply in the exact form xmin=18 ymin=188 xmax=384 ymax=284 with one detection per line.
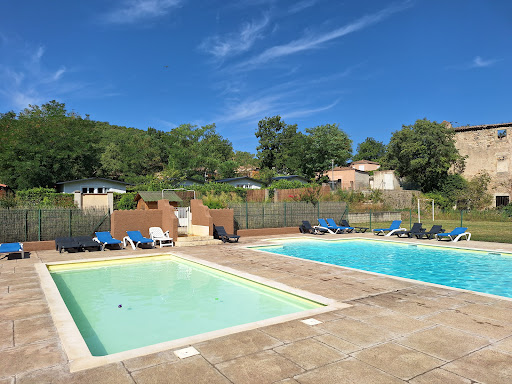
xmin=149 ymin=227 xmax=174 ymax=247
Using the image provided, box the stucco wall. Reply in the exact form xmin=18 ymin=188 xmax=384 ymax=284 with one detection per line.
xmin=190 ymin=199 xmax=214 ymax=235
xmin=210 ymin=209 xmax=234 ymax=234
xmin=111 ymin=209 xmax=163 ymax=240
xmin=158 ymin=200 xmax=179 ymax=242
xmin=82 ymin=194 xmax=108 ymax=209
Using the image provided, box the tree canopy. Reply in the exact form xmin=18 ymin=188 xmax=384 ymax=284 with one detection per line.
xmin=382 ymin=118 xmax=464 ymax=192
xmin=353 ymin=137 xmax=386 ymax=162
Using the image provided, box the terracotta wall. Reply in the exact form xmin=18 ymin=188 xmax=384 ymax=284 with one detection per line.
xmin=23 ymin=240 xmax=55 ymax=251
xmin=237 ymin=227 xmax=298 ymax=237
xmin=158 ymin=200 xmax=179 ymax=242
xmin=111 ymin=209 xmax=163 ymax=240
xmin=210 ymin=209 xmax=234 ymax=234
xmin=190 ymin=199 xmax=212 ymax=227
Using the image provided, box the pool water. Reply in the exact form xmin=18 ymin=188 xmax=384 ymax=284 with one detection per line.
xmin=256 ymin=239 xmax=512 ymax=298
xmin=50 ymin=256 xmax=321 ymax=356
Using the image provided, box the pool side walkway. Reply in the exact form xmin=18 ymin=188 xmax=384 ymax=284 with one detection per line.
xmin=1 ymin=232 xmax=512 ymax=383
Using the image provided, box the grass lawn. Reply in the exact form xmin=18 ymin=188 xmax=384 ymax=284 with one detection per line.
xmin=358 ymin=220 xmax=512 ymax=244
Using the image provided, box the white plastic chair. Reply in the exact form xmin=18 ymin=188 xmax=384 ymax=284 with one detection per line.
xmin=149 ymin=227 xmax=174 ymax=247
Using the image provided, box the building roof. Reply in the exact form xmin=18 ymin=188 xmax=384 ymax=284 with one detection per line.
xmin=134 ymin=191 xmax=183 ymax=203
xmin=56 ymin=177 xmax=131 ymax=185
xmin=327 ymin=167 xmax=369 ymax=174
xmin=350 ymin=160 xmax=380 ymax=165
xmin=453 ymin=122 xmax=512 ymax=132
xmin=272 ymin=175 xmax=309 ymax=183
xmin=215 ymin=177 xmax=266 ymax=185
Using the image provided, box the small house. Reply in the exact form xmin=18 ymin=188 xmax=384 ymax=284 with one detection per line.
xmin=349 ymin=160 xmax=381 ymax=172
xmin=215 ymin=177 xmax=266 ymax=189
xmin=322 ymin=167 xmax=369 ymax=190
xmin=135 ymin=191 xmax=183 ymax=210
xmin=56 ymin=178 xmax=130 ymax=194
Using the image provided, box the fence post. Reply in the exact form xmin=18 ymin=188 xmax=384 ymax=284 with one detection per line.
xmin=460 ymin=210 xmax=463 ymax=227
xmin=410 ymin=209 xmax=412 ymax=229
xmin=262 ymin=204 xmax=264 ymax=229
xmin=369 ymin=209 xmax=372 ymax=230
xmin=38 ymin=209 xmax=42 ymax=241
xmin=245 ymin=200 xmax=248 ymax=229
xmin=284 ymin=202 xmax=287 ymax=227
xmin=317 ymin=203 xmax=320 ymax=220
xmin=69 ymin=210 xmax=72 ymax=237
xmin=25 ymin=210 xmax=28 ymax=242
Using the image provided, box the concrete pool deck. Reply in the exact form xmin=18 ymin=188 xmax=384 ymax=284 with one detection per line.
xmin=1 ymin=232 xmax=512 ymax=383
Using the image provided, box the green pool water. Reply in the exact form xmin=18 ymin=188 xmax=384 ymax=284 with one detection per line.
xmin=50 ymin=256 xmax=321 ymax=356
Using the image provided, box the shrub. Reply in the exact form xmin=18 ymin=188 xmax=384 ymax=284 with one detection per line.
xmin=115 ymin=192 xmax=137 ymax=210
xmin=14 ymin=187 xmax=75 ymax=208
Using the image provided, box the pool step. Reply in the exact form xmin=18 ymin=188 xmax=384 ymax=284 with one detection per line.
xmin=175 ymin=236 xmax=223 ymax=247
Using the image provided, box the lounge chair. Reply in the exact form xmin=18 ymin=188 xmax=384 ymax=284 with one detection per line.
xmin=317 ymin=218 xmax=342 ymax=234
xmin=341 ymin=219 xmax=369 ymax=233
xmin=326 ymin=218 xmax=354 ymax=233
xmin=435 ymin=227 xmax=471 ymax=242
xmin=412 ymin=225 xmax=444 ymax=239
xmin=94 ymin=231 xmax=123 ymax=251
xmin=123 ymin=231 xmax=155 ymax=250
xmin=373 ymin=220 xmax=405 ymax=236
xmin=300 ymin=220 xmax=328 ymax=235
xmin=74 ymin=236 xmax=102 ymax=251
xmin=149 ymin=227 xmax=174 ymax=247
xmin=214 ymin=225 xmax=240 ymax=243
xmin=393 ymin=223 xmax=424 ymax=238
xmin=55 ymin=237 xmax=81 ymax=253
xmin=0 ymin=242 xmax=25 ymax=259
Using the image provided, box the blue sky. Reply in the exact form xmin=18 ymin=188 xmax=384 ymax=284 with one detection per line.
xmin=1 ymin=0 xmax=510 ymax=154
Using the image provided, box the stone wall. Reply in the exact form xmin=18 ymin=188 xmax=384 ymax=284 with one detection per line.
xmin=454 ymin=123 xmax=512 ymax=205
xmin=274 ymin=185 xmax=331 ymax=202
xmin=380 ymin=190 xmax=421 ymax=209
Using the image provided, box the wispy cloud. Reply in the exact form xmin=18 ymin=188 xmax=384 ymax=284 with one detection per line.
xmin=233 ymin=1 xmax=413 ymax=71
xmin=288 ymin=0 xmax=318 ymax=14
xmin=471 ymin=56 xmax=498 ymax=68
xmin=281 ymin=99 xmax=339 ymax=119
xmin=102 ymin=0 xmax=182 ymax=24
xmin=199 ymin=14 xmax=270 ymax=59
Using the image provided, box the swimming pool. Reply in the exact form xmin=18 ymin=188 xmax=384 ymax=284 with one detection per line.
xmin=48 ymin=255 xmax=323 ymax=356
xmin=255 ymin=239 xmax=512 ymax=298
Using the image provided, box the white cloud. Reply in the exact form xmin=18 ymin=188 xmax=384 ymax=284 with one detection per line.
xmin=103 ymin=0 xmax=182 ymax=24
xmin=471 ymin=56 xmax=498 ymax=68
xmin=288 ymin=0 xmax=318 ymax=14
xmin=282 ymin=99 xmax=339 ymax=119
xmin=233 ymin=1 xmax=412 ymax=70
xmin=200 ymin=14 xmax=270 ymax=59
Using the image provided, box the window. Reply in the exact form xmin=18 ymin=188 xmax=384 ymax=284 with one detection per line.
xmin=88 ymin=188 xmax=94 ymax=193
xmin=97 ymin=187 xmax=104 ymax=193
xmin=82 ymin=188 xmax=87 ymax=193
xmin=496 ymin=196 xmax=509 ymax=207
xmin=498 ymin=129 xmax=507 ymax=139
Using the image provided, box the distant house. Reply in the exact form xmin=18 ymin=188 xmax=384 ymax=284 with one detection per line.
xmin=215 ymin=177 xmax=266 ymax=189
xmin=177 ymin=178 xmax=204 ymax=187
xmin=272 ymin=175 xmax=309 ymax=184
xmin=134 ymin=191 xmax=183 ymax=210
xmin=370 ymin=170 xmax=401 ymax=190
xmin=0 ymin=184 xmax=14 ymax=198
xmin=56 ymin=178 xmax=130 ymax=194
xmin=349 ymin=160 xmax=381 ymax=172
xmin=322 ymin=167 xmax=369 ymax=190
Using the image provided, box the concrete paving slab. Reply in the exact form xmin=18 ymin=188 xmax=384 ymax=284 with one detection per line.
xmin=397 ymin=325 xmax=490 ymax=361
xmin=215 ymin=350 xmax=304 ymax=384
xmin=14 ymin=315 xmax=57 ymax=346
xmin=132 ymin=356 xmax=230 ymax=384
xmin=0 ymin=320 xmax=13 ymax=349
xmin=122 ymin=349 xmax=178 ymax=372
xmin=313 ymin=334 xmax=361 ymax=354
xmin=0 ymin=300 xmax=50 ymax=321
xmin=492 ymin=335 xmax=512 ymax=355
xmin=260 ymin=320 xmax=325 ymax=343
xmin=408 ymin=368 xmax=472 ymax=384
xmin=353 ymin=342 xmax=444 ymax=380
xmin=274 ymin=338 xmax=346 ymax=370
xmin=443 ymin=348 xmax=512 ymax=384
xmin=318 ymin=317 xmax=396 ymax=347
xmin=360 ymin=311 xmax=433 ymax=335
xmin=196 ymin=329 xmax=283 ymax=364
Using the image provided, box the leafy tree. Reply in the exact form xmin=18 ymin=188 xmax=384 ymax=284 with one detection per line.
xmin=457 ymin=172 xmax=492 ymax=210
xmin=383 ymin=118 xmax=464 ymax=192
xmin=217 ymin=160 xmax=239 ymax=179
xmin=233 ymin=151 xmax=259 ymax=168
xmin=352 ymin=137 xmax=386 ymax=162
xmin=255 ymin=116 xmax=287 ymax=170
xmin=301 ymin=124 xmax=352 ymax=179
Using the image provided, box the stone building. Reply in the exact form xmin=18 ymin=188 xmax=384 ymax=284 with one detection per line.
xmin=453 ymin=122 xmax=512 ymax=207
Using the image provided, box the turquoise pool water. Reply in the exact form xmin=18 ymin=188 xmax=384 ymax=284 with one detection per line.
xmin=256 ymin=239 xmax=512 ymax=298
xmin=50 ymin=256 xmax=321 ymax=356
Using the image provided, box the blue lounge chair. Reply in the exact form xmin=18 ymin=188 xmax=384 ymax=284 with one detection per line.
xmin=373 ymin=220 xmax=404 ymax=236
xmin=435 ymin=227 xmax=471 ymax=242
xmin=123 ymin=231 xmax=155 ymax=250
xmin=94 ymin=231 xmax=123 ymax=251
xmin=317 ymin=218 xmax=342 ymax=234
xmin=0 ymin=242 xmax=25 ymax=259
xmin=326 ymin=218 xmax=354 ymax=233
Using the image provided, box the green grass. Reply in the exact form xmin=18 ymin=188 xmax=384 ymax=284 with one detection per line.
xmin=357 ymin=220 xmax=512 ymax=244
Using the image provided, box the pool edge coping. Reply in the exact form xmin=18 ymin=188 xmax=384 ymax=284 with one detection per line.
xmin=36 ymin=250 xmax=349 ymax=373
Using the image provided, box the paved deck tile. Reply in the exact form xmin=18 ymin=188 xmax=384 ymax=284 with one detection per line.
xmin=318 ymin=317 xmax=396 ymax=347
xmin=14 ymin=315 xmax=57 ymax=346
xmin=260 ymin=320 xmax=325 ymax=343
xmin=352 ymin=342 xmax=445 ymax=380
xmin=0 ymin=320 xmax=13 ymax=349
xmin=215 ymin=350 xmax=304 ymax=384
xmin=132 ymin=356 xmax=230 ymax=384
xmin=274 ymin=338 xmax=346 ymax=370
xmin=408 ymin=368 xmax=472 ymax=384
xmin=122 ymin=350 xmax=179 ymax=372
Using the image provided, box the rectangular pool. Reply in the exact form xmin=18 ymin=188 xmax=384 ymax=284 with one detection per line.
xmin=49 ymin=255 xmax=324 ymax=356
xmin=254 ymin=239 xmax=512 ymax=299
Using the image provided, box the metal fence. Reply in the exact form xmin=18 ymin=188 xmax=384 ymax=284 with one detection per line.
xmin=0 ymin=208 xmax=111 ymax=243
xmin=228 ymin=202 xmax=348 ymax=230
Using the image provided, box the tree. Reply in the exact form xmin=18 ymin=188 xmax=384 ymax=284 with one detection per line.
xmin=353 ymin=137 xmax=386 ymax=162
xmin=255 ymin=116 xmax=286 ymax=170
xmin=301 ymin=124 xmax=352 ymax=179
xmin=383 ymin=118 xmax=464 ymax=192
